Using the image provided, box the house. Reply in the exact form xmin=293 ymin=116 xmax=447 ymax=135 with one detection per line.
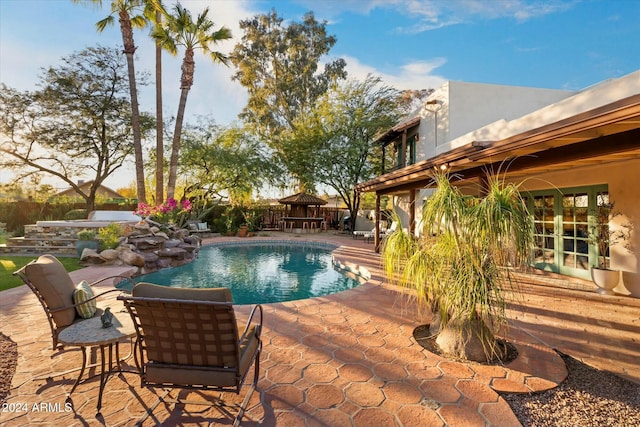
xmin=357 ymin=70 xmax=640 ymax=296
xmin=50 ymin=180 xmax=125 ymax=201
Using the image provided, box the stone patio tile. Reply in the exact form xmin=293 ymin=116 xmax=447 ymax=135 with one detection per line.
xmin=345 ymin=382 xmax=385 ymax=407
xmin=438 ymin=402 xmax=487 ymax=426
xmin=2 ymin=232 xmax=638 ymax=426
xmin=352 ymin=407 xmax=397 ymax=427
xmin=305 ymin=384 xmax=344 ymax=409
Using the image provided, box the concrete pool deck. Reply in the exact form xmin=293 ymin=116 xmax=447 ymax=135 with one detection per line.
xmin=1 ymin=231 xmax=638 ymax=426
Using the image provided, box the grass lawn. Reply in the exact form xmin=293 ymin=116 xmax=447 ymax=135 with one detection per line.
xmin=0 ymin=256 xmax=82 ymax=292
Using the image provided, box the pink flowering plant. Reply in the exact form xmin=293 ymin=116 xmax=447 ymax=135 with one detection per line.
xmin=134 ymin=198 xmax=192 ymax=228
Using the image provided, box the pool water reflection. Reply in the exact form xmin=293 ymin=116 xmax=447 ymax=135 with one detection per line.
xmin=122 ymin=243 xmax=365 ymax=305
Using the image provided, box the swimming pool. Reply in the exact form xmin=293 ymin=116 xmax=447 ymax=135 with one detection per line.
xmin=121 ymin=242 xmax=367 ymax=305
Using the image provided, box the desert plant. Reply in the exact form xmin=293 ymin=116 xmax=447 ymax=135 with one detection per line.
xmin=76 ymin=229 xmax=97 ymax=241
xmin=382 ymin=170 xmax=533 ymax=362
xmin=98 ymin=223 xmax=123 ymax=250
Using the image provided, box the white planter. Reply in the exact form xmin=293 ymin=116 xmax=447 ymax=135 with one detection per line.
xmin=590 ymin=267 xmax=619 ymax=295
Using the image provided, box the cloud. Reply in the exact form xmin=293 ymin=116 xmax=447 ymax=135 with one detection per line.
xmin=293 ymin=0 xmax=576 ymax=34
xmin=341 ymin=55 xmax=447 ymax=90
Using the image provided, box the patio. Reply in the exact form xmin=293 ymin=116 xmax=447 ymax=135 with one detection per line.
xmin=1 ymin=232 xmax=638 ymax=426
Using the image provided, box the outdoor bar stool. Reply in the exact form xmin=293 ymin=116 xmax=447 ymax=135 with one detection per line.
xmin=320 ymin=220 xmax=328 ymax=231
xmin=310 ymin=222 xmax=318 ymax=233
xmin=286 ymin=221 xmax=295 ymax=233
xmin=302 ymin=222 xmax=310 ymax=233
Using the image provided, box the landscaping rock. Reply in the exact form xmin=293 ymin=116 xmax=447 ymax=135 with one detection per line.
xmin=118 ymin=249 xmax=145 ymax=267
xmin=100 ymin=249 xmax=119 ymax=260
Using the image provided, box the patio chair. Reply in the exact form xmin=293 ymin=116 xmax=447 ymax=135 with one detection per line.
xmin=118 ymin=283 xmax=263 ymax=427
xmin=14 ymin=254 xmax=135 ymax=350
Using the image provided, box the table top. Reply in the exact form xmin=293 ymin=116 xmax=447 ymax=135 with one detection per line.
xmin=58 ymin=311 xmax=135 ymax=347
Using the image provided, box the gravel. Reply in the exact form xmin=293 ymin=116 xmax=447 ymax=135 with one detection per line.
xmin=502 ymin=352 xmax=640 ymax=427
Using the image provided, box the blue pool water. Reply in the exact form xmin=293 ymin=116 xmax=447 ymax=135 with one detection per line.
xmin=121 ymin=243 xmax=365 ymax=305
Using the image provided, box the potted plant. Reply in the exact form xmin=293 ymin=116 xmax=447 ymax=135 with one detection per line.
xmin=75 ymin=229 xmax=99 ymax=257
xmin=382 ymin=170 xmax=533 ymax=363
xmin=588 ymin=198 xmax=626 ymax=294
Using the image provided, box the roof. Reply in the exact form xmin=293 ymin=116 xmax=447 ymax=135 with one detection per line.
xmin=52 ymin=180 xmax=124 ymax=199
xmin=278 ymin=192 xmax=328 ymax=205
xmin=358 ymin=71 xmax=640 ymax=194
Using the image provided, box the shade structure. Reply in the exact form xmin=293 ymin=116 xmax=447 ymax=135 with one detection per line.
xmin=278 ymin=192 xmax=327 ymax=218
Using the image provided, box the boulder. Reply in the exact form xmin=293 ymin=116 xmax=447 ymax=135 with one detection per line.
xmin=164 ymin=239 xmax=182 ymax=248
xmin=100 ymin=249 xmax=119 ymax=260
xmin=80 ymin=248 xmax=105 ymax=264
xmin=156 ymin=247 xmax=187 ymax=260
xmin=118 ymin=249 xmax=145 ymax=267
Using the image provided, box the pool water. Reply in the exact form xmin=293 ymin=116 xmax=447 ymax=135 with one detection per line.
xmin=123 ymin=243 xmax=365 ymax=305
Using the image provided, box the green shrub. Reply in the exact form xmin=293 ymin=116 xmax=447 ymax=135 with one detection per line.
xmin=76 ymin=229 xmax=96 ymax=240
xmin=98 ymin=223 xmax=122 ymax=249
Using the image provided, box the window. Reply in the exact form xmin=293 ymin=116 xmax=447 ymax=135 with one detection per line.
xmin=524 ymin=185 xmax=608 ymax=280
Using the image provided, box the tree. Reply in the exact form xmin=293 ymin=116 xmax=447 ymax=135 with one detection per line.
xmin=0 ymin=46 xmax=152 ymax=212
xmin=307 ymin=76 xmax=401 ymax=230
xmin=231 ymin=10 xmax=347 ymax=189
xmin=153 ymin=3 xmax=232 ymax=200
xmin=382 ymin=171 xmax=533 ymax=362
xmin=178 ymin=119 xmax=280 ymax=205
xmin=142 ymin=0 xmax=167 ymax=204
xmin=74 ymin=0 xmax=151 ymax=204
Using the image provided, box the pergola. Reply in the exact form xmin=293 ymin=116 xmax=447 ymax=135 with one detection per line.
xmin=278 ymin=192 xmax=327 ymax=218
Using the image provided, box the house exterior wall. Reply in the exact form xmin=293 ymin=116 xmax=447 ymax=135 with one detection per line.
xmin=413 ymin=81 xmax=575 ymax=161
xmin=391 ymin=158 xmax=640 ymax=296
xmin=517 ymin=158 xmax=640 ymax=296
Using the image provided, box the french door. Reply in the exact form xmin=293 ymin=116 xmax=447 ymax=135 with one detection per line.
xmin=525 ymin=185 xmax=608 ymax=280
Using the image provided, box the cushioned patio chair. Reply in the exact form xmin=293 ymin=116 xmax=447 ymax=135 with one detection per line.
xmin=14 ymin=254 xmax=135 ymax=350
xmin=118 ymin=283 xmax=263 ymax=427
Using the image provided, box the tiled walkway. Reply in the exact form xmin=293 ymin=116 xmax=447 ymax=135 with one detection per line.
xmin=1 ymin=232 xmax=638 ymax=426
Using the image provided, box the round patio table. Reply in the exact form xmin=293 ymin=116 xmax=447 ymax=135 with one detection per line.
xmin=58 ymin=310 xmax=136 ymax=416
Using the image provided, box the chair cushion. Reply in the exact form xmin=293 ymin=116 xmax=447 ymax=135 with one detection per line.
xmin=188 ymin=223 xmax=198 ymax=231
xmin=133 ymin=282 xmax=232 ymax=302
xmin=24 ymin=254 xmax=76 ymax=327
xmin=197 ymin=222 xmax=208 ymax=231
xmin=73 ymin=280 xmax=97 ymax=319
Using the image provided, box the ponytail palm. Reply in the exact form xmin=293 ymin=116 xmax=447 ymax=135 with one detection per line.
xmin=382 ymin=171 xmax=533 ymax=362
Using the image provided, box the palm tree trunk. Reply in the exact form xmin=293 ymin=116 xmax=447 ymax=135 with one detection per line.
xmin=166 ymin=87 xmax=189 ymax=200
xmin=154 ymin=10 xmax=164 ymax=204
xmin=166 ymin=48 xmax=194 ymax=200
xmin=118 ymin=10 xmax=146 ymax=204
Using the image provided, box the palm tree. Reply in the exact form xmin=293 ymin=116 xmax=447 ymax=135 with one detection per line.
xmin=382 ymin=170 xmax=533 ymax=362
xmin=153 ymin=3 xmax=232 ymax=200
xmin=74 ymin=0 xmax=148 ymax=204
xmin=143 ymin=0 xmax=167 ymax=204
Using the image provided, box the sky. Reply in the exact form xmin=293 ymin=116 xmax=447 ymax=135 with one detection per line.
xmin=1 ymin=0 xmax=640 ymax=192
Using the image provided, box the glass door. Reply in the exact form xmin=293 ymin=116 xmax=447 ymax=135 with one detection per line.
xmin=525 ymin=185 xmax=607 ymax=280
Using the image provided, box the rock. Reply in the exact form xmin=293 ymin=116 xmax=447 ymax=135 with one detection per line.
xmin=177 ymin=243 xmax=198 ymax=254
xmin=135 ymin=221 xmax=151 ymax=231
xmin=80 ymin=248 xmax=105 ymax=264
xmin=156 ymin=247 xmax=186 ymax=259
xmin=156 ymin=258 xmax=173 ymax=268
xmin=100 ymin=249 xmax=119 ymax=260
xmin=164 ymin=239 xmax=182 ymax=248
xmin=154 ymin=231 xmax=169 ymax=240
xmin=118 ymin=249 xmax=145 ymax=267
xmin=128 ymin=236 xmax=165 ymax=251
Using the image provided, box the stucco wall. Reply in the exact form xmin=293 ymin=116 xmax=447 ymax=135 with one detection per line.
xmin=517 ymin=159 xmax=640 ymax=296
xmin=413 ymin=81 xmax=574 ymax=162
